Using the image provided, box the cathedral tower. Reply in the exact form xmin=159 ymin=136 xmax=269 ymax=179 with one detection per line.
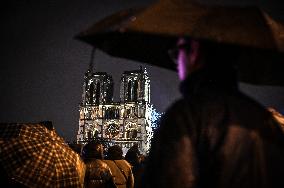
xmin=77 ymin=67 xmax=155 ymax=154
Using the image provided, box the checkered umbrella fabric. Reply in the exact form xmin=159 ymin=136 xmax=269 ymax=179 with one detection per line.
xmin=0 ymin=123 xmax=85 ymax=188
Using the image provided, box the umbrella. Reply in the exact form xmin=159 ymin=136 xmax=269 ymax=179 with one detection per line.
xmin=76 ymin=7 xmax=177 ymax=71
xmin=0 ymin=123 xmax=85 ymax=188
xmin=76 ymin=0 xmax=284 ymax=86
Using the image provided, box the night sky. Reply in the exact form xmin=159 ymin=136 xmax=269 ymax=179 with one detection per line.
xmin=1 ymin=0 xmax=284 ymax=142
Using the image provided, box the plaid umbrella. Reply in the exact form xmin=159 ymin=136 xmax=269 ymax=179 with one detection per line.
xmin=0 ymin=123 xmax=85 ymax=188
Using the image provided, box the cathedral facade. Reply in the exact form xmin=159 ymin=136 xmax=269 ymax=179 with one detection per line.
xmin=77 ymin=67 xmax=154 ymax=154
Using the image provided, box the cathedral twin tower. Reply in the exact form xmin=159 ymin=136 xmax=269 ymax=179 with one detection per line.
xmin=77 ymin=67 xmax=153 ymax=154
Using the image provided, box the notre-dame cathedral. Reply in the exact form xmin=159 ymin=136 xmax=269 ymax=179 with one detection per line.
xmin=77 ymin=67 xmax=156 ymax=154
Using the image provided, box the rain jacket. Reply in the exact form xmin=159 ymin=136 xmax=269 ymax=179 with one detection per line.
xmin=143 ymin=68 xmax=284 ymax=188
xmin=104 ymin=159 xmax=134 ymax=188
xmin=84 ymin=159 xmax=115 ymax=188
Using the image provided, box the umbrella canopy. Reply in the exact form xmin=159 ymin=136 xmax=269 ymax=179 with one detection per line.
xmin=76 ymin=0 xmax=284 ymax=86
xmin=0 ymin=123 xmax=85 ymax=188
xmin=76 ymin=7 xmax=177 ymax=71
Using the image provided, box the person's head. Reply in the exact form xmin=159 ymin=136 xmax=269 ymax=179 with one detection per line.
xmin=125 ymin=144 xmax=141 ymax=165
xmin=107 ymin=145 xmax=123 ymax=160
xmin=168 ymin=37 xmax=241 ymax=81
xmin=82 ymin=140 xmax=104 ymax=160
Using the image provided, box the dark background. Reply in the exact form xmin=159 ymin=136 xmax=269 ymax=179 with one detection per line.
xmin=1 ymin=0 xmax=284 ymax=142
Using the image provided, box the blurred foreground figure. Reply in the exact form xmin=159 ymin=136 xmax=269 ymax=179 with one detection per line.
xmin=143 ymin=38 xmax=284 ymax=188
xmin=83 ymin=141 xmax=116 ymax=188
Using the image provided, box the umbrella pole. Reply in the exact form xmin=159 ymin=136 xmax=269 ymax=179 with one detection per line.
xmin=89 ymin=47 xmax=96 ymax=73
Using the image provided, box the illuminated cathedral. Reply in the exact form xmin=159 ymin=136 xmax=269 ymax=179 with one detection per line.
xmin=77 ymin=66 xmax=160 ymax=154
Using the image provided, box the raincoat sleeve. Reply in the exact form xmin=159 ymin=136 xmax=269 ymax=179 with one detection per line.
xmin=143 ymin=100 xmax=199 ymax=188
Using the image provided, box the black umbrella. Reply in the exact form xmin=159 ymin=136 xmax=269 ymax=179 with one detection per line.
xmin=76 ymin=0 xmax=284 ymax=86
xmin=76 ymin=7 xmax=177 ymax=71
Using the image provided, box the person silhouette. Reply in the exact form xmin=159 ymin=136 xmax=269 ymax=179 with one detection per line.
xmin=82 ymin=140 xmax=116 ymax=188
xmin=143 ymin=38 xmax=284 ymax=188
